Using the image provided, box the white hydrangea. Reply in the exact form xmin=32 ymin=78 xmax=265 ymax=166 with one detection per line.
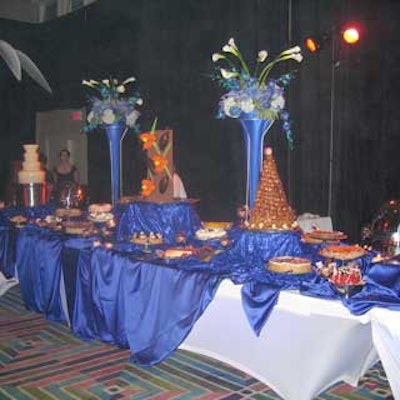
xmin=223 ymin=97 xmax=238 ymax=117
xmin=270 ymin=95 xmax=285 ymax=110
xmin=126 ymin=110 xmax=140 ymax=127
xmin=239 ymin=97 xmax=255 ymax=113
xmin=101 ymin=109 xmax=116 ymax=124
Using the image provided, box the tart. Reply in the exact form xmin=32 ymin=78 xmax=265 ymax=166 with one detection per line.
xmin=320 ymin=245 xmax=366 ymax=260
xmin=267 ymin=256 xmax=312 ymax=275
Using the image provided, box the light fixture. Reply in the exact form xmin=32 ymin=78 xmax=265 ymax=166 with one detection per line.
xmin=342 ymin=26 xmax=360 ymax=45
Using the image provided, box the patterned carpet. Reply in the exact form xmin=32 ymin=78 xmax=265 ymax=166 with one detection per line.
xmin=0 ymin=286 xmax=394 ymax=400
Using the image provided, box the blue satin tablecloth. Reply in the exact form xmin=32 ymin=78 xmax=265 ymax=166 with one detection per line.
xmin=73 ymin=246 xmax=222 ymax=365
xmin=116 ymin=201 xmax=202 ymax=243
xmin=2 ymin=203 xmax=400 ymax=368
xmin=16 ymin=226 xmax=66 ymax=322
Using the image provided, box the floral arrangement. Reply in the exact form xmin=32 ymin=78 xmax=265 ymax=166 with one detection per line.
xmin=139 ymin=118 xmax=172 ymax=197
xmin=211 ymin=38 xmax=303 ymax=146
xmin=82 ymin=77 xmax=143 ymax=133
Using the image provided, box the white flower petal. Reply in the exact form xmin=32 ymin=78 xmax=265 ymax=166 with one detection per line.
xmin=257 ymin=50 xmax=268 ymax=62
xmin=212 ymin=53 xmax=224 ymax=62
xmin=220 ymin=68 xmax=238 ymax=79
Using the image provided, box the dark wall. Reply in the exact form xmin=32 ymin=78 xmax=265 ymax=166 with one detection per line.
xmin=1 ymin=0 xmax=399 ymax=241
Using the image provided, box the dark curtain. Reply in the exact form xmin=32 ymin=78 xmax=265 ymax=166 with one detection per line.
xmin=1 ymin=0 xmax=399 ymax=241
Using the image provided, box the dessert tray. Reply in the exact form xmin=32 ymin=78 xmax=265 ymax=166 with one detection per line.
xmin=266 ymin=256 xmax=313 ymax=275
xmin=317 ymin=261 xmax=365 ymax=297
xmin=55 ymin=208 xmax=82 ymax=218
xmin=131 ymin=232 xmax=163 ymax=246
xmin=305 ymin=230 xmax=347 ymax=242
xmin=9 ymin=215 xmax=28 ymax=226
xmin=156 ymin=245 xmax=218 ymax=262
xmin=320 ymin=244 xmax=366 ymax=260
xmin=195 ymin=227 xmax=227 ymax=241
xmin=88 ymin=212 xmax=114 ymax=223
xmin=63 ymin=221 xmax=94 ymax=235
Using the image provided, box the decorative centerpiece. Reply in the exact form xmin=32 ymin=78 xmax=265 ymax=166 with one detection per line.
xmin=139 ymin=118 xmax=174 ymax=202
xmin=82 ymin=77 xmax=143 ymax=204
xmin=18 ymin=144 xmax=46 ymax=207
xmin=211 ymin=38 xmax=302 ymax=208
xmin=248 ymin=147 xmax=297 ymax=231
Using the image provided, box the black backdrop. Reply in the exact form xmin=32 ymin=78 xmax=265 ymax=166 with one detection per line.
xmin=1 ymin=0 xmax=399 ymax=241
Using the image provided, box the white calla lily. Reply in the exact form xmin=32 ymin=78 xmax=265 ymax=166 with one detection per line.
xmin=212 ymin=53 xmax=225 ymax=62
xmin=220 ymin=68 xmax=238 ymax=79
xmin=257 ymin=50 xmax=268 ymax=62
xmin=117 ymin=85 xmax=125 ymax=93
xmin=281 ymin=46 xmax=301 ymax=56
xmin=122 ymin=77 xmax=136 ymax=85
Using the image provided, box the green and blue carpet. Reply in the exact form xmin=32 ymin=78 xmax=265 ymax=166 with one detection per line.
xmin=0 ymin=286 xmax=394 ymax=399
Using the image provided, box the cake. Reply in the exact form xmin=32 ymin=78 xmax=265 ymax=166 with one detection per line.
xmin=320 ymin=245 xmax=366 ymax=260
xmin=63 ymin=221 xmax=93 ymax=235
xmin=248 ymin=148 xmax=297 ymax=231
xmin=162 ymin=247 xmax=194 ymax=259
xmin=88 ymin=203 xmax=113 ymax=214
xmin=55 ymin=208 xmax=82 ymax=218
xmin=131 ymin=232 xmax=163 ymax=245
xmin=267 ymin=256 xmax=312 ymax=274
xmin=195 ymin=227 xmax=227 ymax=241
xmin=18 ymin=144 xmax=45 ymax=184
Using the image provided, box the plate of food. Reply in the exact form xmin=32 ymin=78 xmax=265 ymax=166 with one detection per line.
xmin=320 ymin=244 xmax=366 ymax=260
xmin=195 ymin=227 xmax=227 ymax=241
xmin=88 ymin=212 xmax=114 ymax=223
xmin=328 ymin=264 xmax=365 ymax=298
xmin=307 ymin=230 xmax=347 ymax=242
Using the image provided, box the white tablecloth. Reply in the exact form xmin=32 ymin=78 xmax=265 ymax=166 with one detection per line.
xmin=182 ymin=280 xmax=379 ymax=400
xmin=370 ymin=308 xmax=400 ymax=400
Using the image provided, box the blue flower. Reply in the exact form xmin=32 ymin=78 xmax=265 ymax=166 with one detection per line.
xmin=211 ymin=38 xmax=302 ymax=147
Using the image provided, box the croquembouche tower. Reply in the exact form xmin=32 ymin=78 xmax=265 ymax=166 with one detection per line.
xmin=247 ymin=147 xmax=297 ymax=231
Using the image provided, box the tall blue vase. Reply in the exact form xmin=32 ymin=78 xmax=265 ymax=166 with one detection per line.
xmin=104 ymin=121 xmax=126 ymax=205
xmin=239 ymin=118 xmax=274 ymax=209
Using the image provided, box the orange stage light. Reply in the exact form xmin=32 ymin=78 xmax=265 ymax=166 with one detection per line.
xmin=304 ymin=37 xmax=319 ymax=53
xmin=342 ymin=27 xmax=360 ymax=44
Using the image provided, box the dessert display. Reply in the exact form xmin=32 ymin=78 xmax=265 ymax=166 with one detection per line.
xmin=131 ymin=232 xmax=163 ymax=245
xmin=161 ymin=247 xmax=195 ymax=259
xmin=88 ymin=203 xmax=114 ymax=222
xmin=317 ymin=261 xmax=365 ymax=297
xmin=267 ymin=256 xmax=313 ymax=275
xmin=157 ymin=245 xmax=217 ymax=261
xmin=88 ymin=203 xmax=113 ymax=214
xmin=9 ymin=215 xmax=28 ymax=225
xmin=35 ymin=215 xmax=63 ymax=230
xmin=306 ymin=230 xmax=347 ymax=242
xmin=203 ymin=221 xmax=232 ymax=230
xmin=247 ymin=148 xmax=297 ymax=231
xmin=63 ymin=221 xmax=93 ymax=235
xmin=195 ymin=227 xmax=227 ymax=241
xmin=18 ymin=144 xmax=45 ymax=184
xmin=320 ymin=245 xmax=366 ymax=260
xmin=55 ymin=208 xmax=82 ymax=218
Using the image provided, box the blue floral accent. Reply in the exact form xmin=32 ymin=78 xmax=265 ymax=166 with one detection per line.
xmin=82 ymin=77 xmax=143 ymax=133
xmin=211 ymin=39 xmax=303 ymax=148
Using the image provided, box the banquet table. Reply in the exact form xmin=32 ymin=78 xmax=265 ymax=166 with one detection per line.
xmin=1 ymin=203 xmax=400 ymax=400
xmin=182 ymin=279 xmax=378 ymax=400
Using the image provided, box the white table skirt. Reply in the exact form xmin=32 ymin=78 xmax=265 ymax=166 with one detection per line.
xmin=370 ymin=308 xmax=400 ymax=400
xmin=182 ymin=279 xmax=379 ymax=400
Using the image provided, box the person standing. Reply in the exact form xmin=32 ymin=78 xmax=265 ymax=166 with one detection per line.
xmin=52 ymin=149 xmax=79 ymax=201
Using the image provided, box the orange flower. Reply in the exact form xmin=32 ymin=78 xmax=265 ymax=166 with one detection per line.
xmin=141 ymin=179 xmax=156 ymax=197
xmin=151 ymin=155 xmax=168 ymax=173
xmin=139 ymin=133 xmax=156 ymax=150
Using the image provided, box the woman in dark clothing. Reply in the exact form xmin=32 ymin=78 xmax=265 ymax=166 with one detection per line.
xmin=52 ymin=149 xmax=79 ymax=201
